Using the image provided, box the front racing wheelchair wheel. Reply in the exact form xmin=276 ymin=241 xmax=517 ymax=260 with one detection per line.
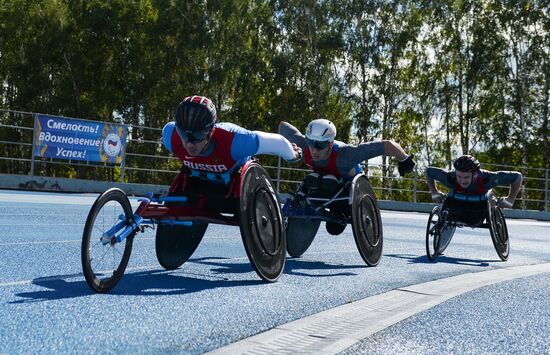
xmin=81 ymin=188 xmax=135 ymax=293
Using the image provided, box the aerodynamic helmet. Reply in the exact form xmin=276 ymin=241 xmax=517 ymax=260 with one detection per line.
xmin=453 ymin=155 xmax=480 ymax=172
xmin=175 ymin=95 xmax=217 ymax=133
xmin=305 ymin=119 xmax=337 ymax=142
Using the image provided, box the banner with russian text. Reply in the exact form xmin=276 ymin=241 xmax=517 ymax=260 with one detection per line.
xmin=33 ymin=114 xmax=127 ymax=164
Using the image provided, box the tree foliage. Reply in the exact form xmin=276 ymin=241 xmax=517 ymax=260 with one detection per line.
xmin=1 ymin=0 xmax=548 ymax=191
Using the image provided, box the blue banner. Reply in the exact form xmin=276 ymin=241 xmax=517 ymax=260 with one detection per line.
xmin=33 ymin=115 xmax=127 ymax=164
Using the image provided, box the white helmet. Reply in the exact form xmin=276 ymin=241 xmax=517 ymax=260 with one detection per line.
xmin=305 ymin=119 xmax=336 ymax=142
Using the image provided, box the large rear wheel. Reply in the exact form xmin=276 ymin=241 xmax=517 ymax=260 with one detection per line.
xmin=239 ymin=162 xmax=286 ymax=282
xmin=489 ymin=206 xmax=509 ymax=261
xmin=351 ymin=175 xmax=383 ymax=266
xmin=426 ymin=205 xmax=441 ymax=261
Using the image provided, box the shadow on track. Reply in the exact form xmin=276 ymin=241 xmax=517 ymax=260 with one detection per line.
xmin=283 ymin=258 xmax=364 ymax=277
xmin=385 ymin=253 xmax=494 ymax=267
xmin=191 ymin=257 xmax=363 ymax=277
xmin=10 ymin=257 xmax=363 ymax=303
xmin=10 ymin=270 xmax=260 ymax=303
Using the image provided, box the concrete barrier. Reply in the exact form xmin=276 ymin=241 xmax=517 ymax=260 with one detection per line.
xmin=0 ymin=173 xmax=167 ymax=196
xmin=2 ymin=173 xmax=549 ymax=221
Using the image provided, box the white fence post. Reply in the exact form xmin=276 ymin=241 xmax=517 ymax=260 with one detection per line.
xmin=545 ymin=169 xmax=549 ymax=212
xmin=30 ymin=114 xmax=37 ymax=176
xmin=413 ymin=164 xmax=418 ymax=203
xmin=276 ymin=156 xmax=281 ymax=195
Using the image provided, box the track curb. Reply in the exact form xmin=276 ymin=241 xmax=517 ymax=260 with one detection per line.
xmin=208 ymin=262 xmax=550 ymax=355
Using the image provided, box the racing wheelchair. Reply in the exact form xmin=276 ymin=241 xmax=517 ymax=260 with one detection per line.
xmin=425 ymin=190 xmax=509 ymax=262
xmin=81 ymin=160 xmax=286 ymax=293
xmin=282 ymin=172 xmax=383 ymax=266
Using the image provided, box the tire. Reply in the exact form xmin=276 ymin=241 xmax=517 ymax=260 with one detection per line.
xmin=81 ymin=188 xmax=134 ymax=293
xmin=426 ymin=205 xmax=441 ymax=261
xmin=155 ymin=222 xmax=207 ymax=270
xmin=239 ymin=162 xmax=286 ymax=282
xmin=286 ymin=217 xmax=321 ymax=258
xmin=351 ymin=175 xmax=383 ymax=266
xmin=489 ymin=206 xmax=510 ymax=261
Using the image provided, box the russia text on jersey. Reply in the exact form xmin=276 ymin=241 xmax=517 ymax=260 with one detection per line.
xmin=183 ymin=160 xmax=228 ymax=173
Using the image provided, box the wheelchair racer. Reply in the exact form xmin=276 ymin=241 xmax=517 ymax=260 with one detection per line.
xmin=426 ymin=155 xmax=522 ymax=209
xmin=279 ymin=119 xmax=416 ymax=235
xmin=162 ymin=95 xmax=302 ymax=210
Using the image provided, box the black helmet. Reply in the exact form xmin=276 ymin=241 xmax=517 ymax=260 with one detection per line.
xmin=175 ymin=95 xmax=217 ymax=132
xmin=453 ymin=155 xmax=480 ymax=172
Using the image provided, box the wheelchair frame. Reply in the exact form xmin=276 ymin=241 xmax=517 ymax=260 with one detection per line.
xmin=425 ymin=190 xmax=510 ymax=262
xmin=282 ymin=173 xmax=384 ymax=266
xmin=81 ymin=160 xmax=286 ymax=293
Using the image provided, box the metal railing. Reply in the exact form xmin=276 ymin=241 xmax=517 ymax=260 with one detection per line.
xmin=1 ymin=109 xmax=548 ymax=211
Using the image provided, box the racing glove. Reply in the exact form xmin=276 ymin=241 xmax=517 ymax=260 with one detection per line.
xmin=398 ymin=154 xmax=416 ymax=177
xmin=287 ymin=145 xmax=303 ymax=163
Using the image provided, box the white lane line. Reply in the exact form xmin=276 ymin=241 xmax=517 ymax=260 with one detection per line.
xmin=0 ymin=240 xmax=81 ymax=246
xmin=208 ymin=262 xmax=550 ymax=355
xmin=0 ymin=236 xmax=155 ymax=246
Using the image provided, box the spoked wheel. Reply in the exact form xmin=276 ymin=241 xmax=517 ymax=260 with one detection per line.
xmin=351 ymin=174 xmax=383 ymax=266
xmin=239 ymin=162 xmax=286 ymax=282
xmin=489 ymin=206 xmax=509 ymax=261
xmin=81 ymin=188 xmax=135 ymax=293
xmin=285 ymin=217 xmax=321 ymax=258
xmin=156 ymin=221 xmax=208 ymax=270
xmin=426 ymin=205 xmax=442 ymax=261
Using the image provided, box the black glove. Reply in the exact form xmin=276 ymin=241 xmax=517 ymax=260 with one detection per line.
xmin=398 ymin=154 xmax=416 ymax=177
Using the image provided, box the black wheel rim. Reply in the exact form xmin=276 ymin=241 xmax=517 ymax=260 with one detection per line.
xmin=426 ymin=206 xmax=440 ymax=260
xmin=492 ymin=207 xmax=509 ymax=257
xmin=494 ymin=209 xmax=509 ymax=245
xmin=250 ymin=187 xmax=280 ymax=256
xmin=358 ymin=194 xmax=380 ymax=247
xmin=350 ymin=175 xmax=383 ymax=266
xmin=238 ymin=162 xmax=286 ymax=282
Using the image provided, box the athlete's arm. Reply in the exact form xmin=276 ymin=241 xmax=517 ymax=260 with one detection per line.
xmin=484 ymin=170 xmax=522 ymax=207
xmin=425 ymin=167 xmax=445 ymax=202
xmin=254 ymin=131 xmax=301 ymax=161
xmin=161 ymin=122 xmax=176 ymax=153
xmin=382 ymin=140 xmax=409 ymax=161
xmin=338 ymin=141 xmax=385 ymax=165
xmin=504 ymin=173 xmax=522 ymax=206
xmin=426 ymin=167 xmax=455 ymax=202
xmin=278 ymin=121 xmax=307 ymax=150
xmin=339 ymin=141 xmax=411 ymax=164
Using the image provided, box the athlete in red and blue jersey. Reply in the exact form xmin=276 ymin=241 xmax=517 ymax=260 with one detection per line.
xmin=162 ymin=95 xmax=301 ymax=194
xmin=426 ymin=155 xmax=522 ymax=208
xmin=279 ymin=119 xmax=416 ymax=180
xmin=279 ymin=119 xmax=415 ymax=235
